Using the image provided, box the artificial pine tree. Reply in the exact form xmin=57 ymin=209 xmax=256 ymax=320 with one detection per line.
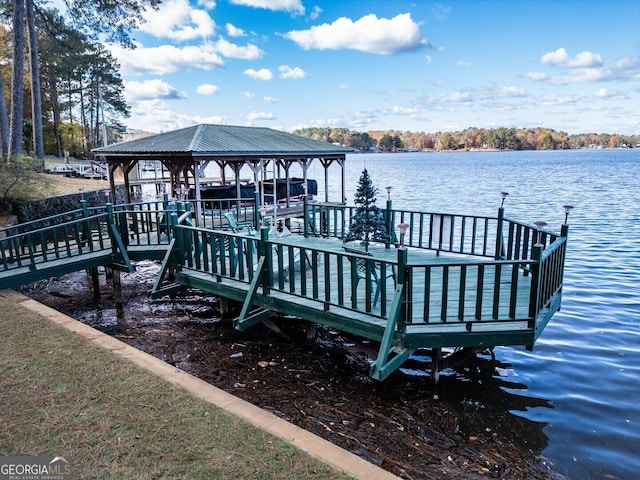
xmin=344 ymin=168 xmax=389 ymax=252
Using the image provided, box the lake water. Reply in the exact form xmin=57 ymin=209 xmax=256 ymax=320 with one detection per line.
xmin=306 ymin=149 xmax=638 ymax=480
xmin=155 ymin=148 xmax=639 ymax=478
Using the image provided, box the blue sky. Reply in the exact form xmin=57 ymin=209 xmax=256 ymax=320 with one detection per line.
xmin=108 ymin=0 xmax=640 ymax=135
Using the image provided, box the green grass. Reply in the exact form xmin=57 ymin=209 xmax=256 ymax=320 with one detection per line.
xmin=0 ymin=299 xmax=352 ymax=480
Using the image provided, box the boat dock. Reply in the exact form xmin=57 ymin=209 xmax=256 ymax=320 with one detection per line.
xmin=0 ymin=197 xmax=569 ymax=381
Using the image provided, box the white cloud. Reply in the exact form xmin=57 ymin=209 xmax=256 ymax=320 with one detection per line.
xmin=541 ymin=47 xmax=603 ymax=68
xmin=456 ymin=60 xmax=472 ymax=67
xmin=278 ymin=65 xmax=308 ymax=79
xmin=124 ymin=79 xmax=186 ymax=100
xmin=197 ymin=84 xmax=220 ymax=95
xmin=497 ymin=86 xmax=526 ymax=97
xmin=310 ymin=5 xmax=322 ymax=20
xmin=389 ymin=105 xmax=420 ymax=116
xmin=240 ymin=91 xmax=255 ymax=98
xmin=527 ymin=71 xmax=549 ymax=81
xmin=110 ymin=43 xmax=224 ymax=75
xmin=541 ymin=94 xmax=584 ymax=106
xmin=447 ymin=91 xmax=473 ymax=103
xmin=127 ymin=99 xmax=226 ymax=132
xmin=197 ymin=0 xmax=216 ymax=9
xmin=139 ymin=0 xmax=215 ymax=41
xmin=432 ymin=3 xmax=452 ymax=21
xmin=532 ymin=49 xmax=640 ymax=85
xmin=214 ymin=38 xmax=263 ymax=60
xmin=230 ymin=0 xmax=304 ymax=15
xmin=243 ymin=68 xmax=274 ymax=80
xmin=226 ymin=23 xmax=246 ymax=37
xmin=263 ymin=96 xmax=278 ymax=103
xmin=283 ymin=13 xmax=430 ymax=55
xmin=246 ymin=111 xmax=275 ymax=121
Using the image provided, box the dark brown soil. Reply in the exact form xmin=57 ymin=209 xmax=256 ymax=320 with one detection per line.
xmin=18 ymin=262 xmax=562 ymax=479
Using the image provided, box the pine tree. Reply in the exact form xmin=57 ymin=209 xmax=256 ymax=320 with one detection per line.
xmin=344 ymin=168 xmax=389 ymax=251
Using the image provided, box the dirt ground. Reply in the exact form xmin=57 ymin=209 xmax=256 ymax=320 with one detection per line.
xmin=16 ymin=261 xmax=565 ymax=480
xmin=39 ymin=172 xmax=111 ymax=196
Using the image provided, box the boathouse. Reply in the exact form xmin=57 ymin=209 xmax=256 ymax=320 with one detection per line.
xmin=93 ymin=123 xmax=351 ymax=207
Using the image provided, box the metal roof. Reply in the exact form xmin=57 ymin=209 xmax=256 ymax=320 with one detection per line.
xmin=93 ymin=124 xmax=351 ymax=157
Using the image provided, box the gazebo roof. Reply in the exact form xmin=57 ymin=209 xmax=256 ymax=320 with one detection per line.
xmin=93 ymin=123 xmax=352 ymax=159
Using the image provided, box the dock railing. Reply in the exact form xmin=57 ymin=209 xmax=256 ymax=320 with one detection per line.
xmin=306 ymin=202 xmax=504 ymax=258
xmin=171 ymin=225 xmax=400 ymax=323
xmin=0 ymin=208 xmax=121 ymax=275
xmin=306 ymin=202 xmax=560 ymax=262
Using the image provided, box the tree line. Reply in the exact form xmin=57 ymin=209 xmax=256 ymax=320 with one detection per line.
xmin=293 ymin=126 xmax=640 ymax=152
xmin=0 ymin=0 xmax=159 ymax=165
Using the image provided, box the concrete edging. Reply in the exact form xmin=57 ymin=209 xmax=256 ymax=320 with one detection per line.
xmin=2 ymin=290 xmax=400 ymax=480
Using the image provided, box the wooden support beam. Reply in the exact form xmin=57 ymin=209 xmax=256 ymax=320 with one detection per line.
xmin=89 ymin=267 xmax=100 ymax=299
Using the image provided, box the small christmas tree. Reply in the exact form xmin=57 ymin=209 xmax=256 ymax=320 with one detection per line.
xmin=344 ymin=168 xmax=389 ymax=252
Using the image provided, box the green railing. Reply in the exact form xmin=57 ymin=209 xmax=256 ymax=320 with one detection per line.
xmin=0 ymin=211 xmax=115 ymax=272
xmin=306 ymin=202 xmax=502 ymax=257
xmin=187 ymin=198 xmax=257 ymax=230
xmin=402 ymin=259 xmax=535 ymax=325
xmin=170 ymin=211 xmax=568 ymax=337
xmin=172 ymin=225 xmax=400 ymax=319
xmin=529 ymin=226 xmax=568 ymax=320
xmin=306 ymin=201 xmax=560 ymax=264
xmin=110 ymin=198 xmax=175 ymax=247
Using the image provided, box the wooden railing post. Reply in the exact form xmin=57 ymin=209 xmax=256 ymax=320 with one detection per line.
xmin=385 ymin=198 xmax=393 ymax=249
xmin=397 ymin=247 xmax=409 ymax=330
xmin=495 ymin=206 xmax=505 ymax=260
xmin=80 ymin=199 xmax=90 ymax=217
xmin=259 ymin=227 xmax=272 ymax=293
xmin=528 ymin=243 xmax=543 ymax=320
xmin=171 ymin=213 xmax=182 ymax=269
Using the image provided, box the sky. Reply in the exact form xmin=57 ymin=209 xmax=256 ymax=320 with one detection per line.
xmin=106 ymin=0 xmax=640 ymax=135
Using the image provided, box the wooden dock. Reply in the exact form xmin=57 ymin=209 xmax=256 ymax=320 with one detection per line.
xmin=0 ymin=198 xmax=568 ymax=381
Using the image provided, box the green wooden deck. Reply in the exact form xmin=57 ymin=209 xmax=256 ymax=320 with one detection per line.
xmin=0 ymin=198 xmax=568 ymax=381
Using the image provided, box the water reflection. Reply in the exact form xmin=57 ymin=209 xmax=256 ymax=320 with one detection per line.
xmin=395 ymin=351 xmax=551 ymax=452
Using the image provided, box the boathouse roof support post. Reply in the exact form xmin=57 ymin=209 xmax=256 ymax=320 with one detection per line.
xmin=193 ymin=159 xmax=212 ymax=227
xmin=341 ymin=158 xmax=346 ymax=204
xmin=303 ymin=195 xmax=309 ymax=238
xmin=108 ymin=164 xmax=118 ymax=205
xmin=324 ymin=158 xmax=329 ymax=203
xmin=253 ymin=188 xmax=261 ymax=232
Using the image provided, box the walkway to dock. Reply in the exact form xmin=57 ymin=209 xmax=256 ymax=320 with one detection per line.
xmin=0 ymin=197 xmax=569 ymax=381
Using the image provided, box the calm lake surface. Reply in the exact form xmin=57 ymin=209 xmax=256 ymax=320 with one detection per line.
xmin=307 ymin=149 xmax=638 ymax=480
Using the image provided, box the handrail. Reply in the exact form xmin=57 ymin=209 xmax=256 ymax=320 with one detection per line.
xmin=307 ymin=203 xmax=502 ymax=258
xmin=0 ymin=208 xmax=87 ymax=235
xmin=0 ymin=212 xmax=112 ymax=272
xmin=305 ymin=203 xmax=563 ymax=266
xmin=531 ymin=235 xmax=567 ymax=319
xmin=401 ymin=258 xmax=537 ymax=327
xmin=173 ymin=224 xmax=400 ymax=319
